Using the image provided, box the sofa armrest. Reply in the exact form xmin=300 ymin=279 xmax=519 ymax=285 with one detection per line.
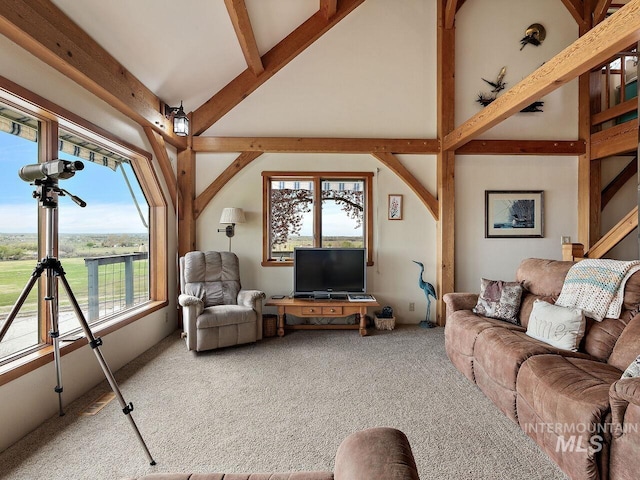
xmin=610 ymin=377 xmax=640 ymax=438
xmin=334 ymin=427 xmax=419 ymax=480
xmin=443 ymin=292 xmax=478 ymax=316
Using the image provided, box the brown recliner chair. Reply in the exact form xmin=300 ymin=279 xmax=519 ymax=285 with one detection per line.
xmin=178 ymin=251 xmax=265 ymax=352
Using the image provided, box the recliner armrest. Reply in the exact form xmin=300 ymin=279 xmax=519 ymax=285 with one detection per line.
xmin=238 ymin=290 xmax=266 ymax=308
xmin=178 ymin=294 xmax=203 ymax=309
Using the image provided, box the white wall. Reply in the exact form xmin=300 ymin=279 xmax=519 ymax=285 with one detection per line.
xmin=455 ymin=155 xmax=578 ymax=291
xmin=0 ymin=35 xmax=177 ymax=452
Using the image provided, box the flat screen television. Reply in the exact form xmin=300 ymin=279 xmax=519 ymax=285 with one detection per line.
xmin=293 ymin=247 xmax=366 ymax=298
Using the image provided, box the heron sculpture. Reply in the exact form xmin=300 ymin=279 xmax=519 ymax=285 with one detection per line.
xmin=413 ymin=260 xmax=436 ymax=328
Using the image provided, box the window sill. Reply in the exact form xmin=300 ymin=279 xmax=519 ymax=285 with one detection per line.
xmin=262 ymin=260 xmax=294 ymax=267
xmin=0 ymin=300 xmax=167 ymax=387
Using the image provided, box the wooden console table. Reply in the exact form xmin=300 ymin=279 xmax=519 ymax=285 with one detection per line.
xmin=264 ymin=296 xmax=380 ymax=337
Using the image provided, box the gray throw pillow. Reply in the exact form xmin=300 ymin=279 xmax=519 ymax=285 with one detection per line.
xmin=473 ymin=278 xmax=523 ymax=324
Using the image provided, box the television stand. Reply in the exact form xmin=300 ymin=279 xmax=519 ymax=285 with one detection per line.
xmin=265 ymin=296 xmax=380 ymax=337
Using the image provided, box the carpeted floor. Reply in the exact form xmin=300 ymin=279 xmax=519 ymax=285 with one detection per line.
xmin=0 ymin=326 xmax=567 ymax=479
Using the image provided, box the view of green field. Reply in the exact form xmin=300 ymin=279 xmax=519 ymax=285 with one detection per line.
xmin=271 ymin=236 xmax=364 ymax=258
xmin=0 ymin=233 xmax=148 ymax=316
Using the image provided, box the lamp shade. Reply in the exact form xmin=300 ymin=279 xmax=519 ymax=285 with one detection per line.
xmin=220 ymin=207 xmax=246 ymax=224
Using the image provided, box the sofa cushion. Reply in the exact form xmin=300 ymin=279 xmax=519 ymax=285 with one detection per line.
xmin=516 ymin=258 xmax=574 ymax=296
xmin=473 ymin=278 xmax=523 ymax=323
xmin=583 ymin=316 xmax=629 ymax=362
xmin=517 ymin=355 xmax=622 ymax=480
xmin=473 ymin=328 xmax=570 ymax=421
xmin=608 ymin=314 xmax=640 ymax=371
xmin=444 ymin=310 xmax=524 ymax=382
xmin=526 ymin=299 xmax=586 ymax=351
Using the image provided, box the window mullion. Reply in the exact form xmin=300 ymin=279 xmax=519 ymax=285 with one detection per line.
xmin=313 ymin=176 xmax=322 ymax=247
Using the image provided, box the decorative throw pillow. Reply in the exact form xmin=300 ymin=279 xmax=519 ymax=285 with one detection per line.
xmin=473 ymin=278 xmax=523 ymax=324
xmin=526 ymin=299 xmax=586 ymax=351
xmin=621 ymin=355 xmax=640 ymax=379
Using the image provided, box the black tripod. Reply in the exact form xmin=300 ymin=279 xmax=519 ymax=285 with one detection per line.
xmin=0 ymin=171 xmax=155 ymax=465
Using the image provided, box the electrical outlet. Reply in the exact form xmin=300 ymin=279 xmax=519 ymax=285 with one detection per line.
xmin=409 ymin=302 xmax=415 ymax=312
xmin=561 ymin=236 xmax=571 ymax=245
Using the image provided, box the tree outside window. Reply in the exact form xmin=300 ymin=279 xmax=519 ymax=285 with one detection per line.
xmin=262 ymin=172 xmax=373 ymax=265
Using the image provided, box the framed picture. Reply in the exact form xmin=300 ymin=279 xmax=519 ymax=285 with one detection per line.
xmin=388 ymin=194 xmax=403 ymax=220
xmin=485 ymin=190 xmax=544 ymax=238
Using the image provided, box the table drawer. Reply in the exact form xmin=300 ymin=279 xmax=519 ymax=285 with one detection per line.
xmin=322 ymin=306 xmax=343 ymax=315
xmin=300 ymin=306 xmax=322 ymax=316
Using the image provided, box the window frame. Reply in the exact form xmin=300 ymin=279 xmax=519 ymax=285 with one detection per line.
xmin=262 ymin=171 xmax=374 ymax=266
xmin=0 ymin=77 xmax=168 ymax=386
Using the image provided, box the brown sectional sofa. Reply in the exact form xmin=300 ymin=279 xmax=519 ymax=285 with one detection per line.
xmin=123 ymin=427 xmax=420 ymax=480
xmin=443 ymin=258 xmax=640 ymax=480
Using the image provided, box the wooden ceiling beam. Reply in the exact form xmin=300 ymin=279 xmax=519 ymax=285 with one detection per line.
xmin=320 ymin=0 xmax=338 ymax=19
xmin=191 ymin=0 xmax=366 ymax=136
xmin=143 ymin=126 xmax=177 ymax=210
xmin=561 ymin=0 xmax=588 ymax=25
xmin=594 ymin=0 xmax=614 ymax=24
xmin=224 ymin=0 xmax=264 ymax=76
xmin=444 ymin=0 xmax=460 ymax=29
xmin=0 ymin=0 xmax=187 ymax=149
xmin=443 ymin=0 xmax=640 ymax=151
xmin=455 ymin=139 xmax=586 ymax=155
xmin=372 ymin=152 xmax=439 ymax=221
xmin=192 ymin=136 xmax=439 ymax=154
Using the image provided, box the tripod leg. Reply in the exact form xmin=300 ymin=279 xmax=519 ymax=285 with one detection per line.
xmin=46 ymin=264 xmax=65 ymax=416
xmin=0 ymin=272 xmax=40 ymax=343
xmin=56 ymin=272 xmax=156 ymax=465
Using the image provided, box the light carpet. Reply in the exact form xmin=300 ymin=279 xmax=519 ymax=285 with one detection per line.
xmin=0 ymin=326 xmax=567 ymax=479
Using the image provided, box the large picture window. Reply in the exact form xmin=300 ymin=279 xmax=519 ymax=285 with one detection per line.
xmin=0 ymin=85 xmax=167 ymax=380
xmin=262 ymin=171 xmax=374 ymax=265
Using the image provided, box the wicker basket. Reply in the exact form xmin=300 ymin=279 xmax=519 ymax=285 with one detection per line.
xmin=263 ymin=314 xmax=277 ymax=338
xmin=374 ymin=316 xmax=396 ymax=331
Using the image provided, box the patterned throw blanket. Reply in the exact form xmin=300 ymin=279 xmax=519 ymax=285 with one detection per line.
xmin=555 ymin=259 xmax=640 ymax=321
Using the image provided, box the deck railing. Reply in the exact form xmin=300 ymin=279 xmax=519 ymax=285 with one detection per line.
xmin=84 ymin=252 xmax=149 ymax=321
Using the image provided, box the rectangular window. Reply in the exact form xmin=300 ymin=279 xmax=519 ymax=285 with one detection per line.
xmin=56 ymin=129 xmax=150 ymax=336
xmin=0 ymin=103 xmax=42 ymax=360
xmin=262 ymin=171 xmax=373 ymax=265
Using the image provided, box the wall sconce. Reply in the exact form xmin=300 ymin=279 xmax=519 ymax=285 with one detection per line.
xmin=164 ymin=101 xmax=189 ymax=137
xmin=218 ymin=207 xmax=246 ymax=251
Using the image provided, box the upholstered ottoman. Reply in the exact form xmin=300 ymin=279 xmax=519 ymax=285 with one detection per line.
xmin=122 ymin=427 xmax=420 ymax=480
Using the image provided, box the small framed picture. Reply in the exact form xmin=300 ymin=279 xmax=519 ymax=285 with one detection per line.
xmin=485 ymin=190 xmax=544 ymax=238
xmin=388 ymin=194 xmax=403 ymax=220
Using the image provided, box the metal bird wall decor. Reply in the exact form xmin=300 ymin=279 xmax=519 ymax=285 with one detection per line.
xmin=476 ymin=65 xmax=543 ymax=113
xmin=413 ymin=260 xmax=436 ymax=328
xmin=476 ymin=67 xmax=507 ymax=108
xmin=520 ymin=23 xmax=546 ymax=50
xmin=482 ymin=66 xmax=507 ymax=93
